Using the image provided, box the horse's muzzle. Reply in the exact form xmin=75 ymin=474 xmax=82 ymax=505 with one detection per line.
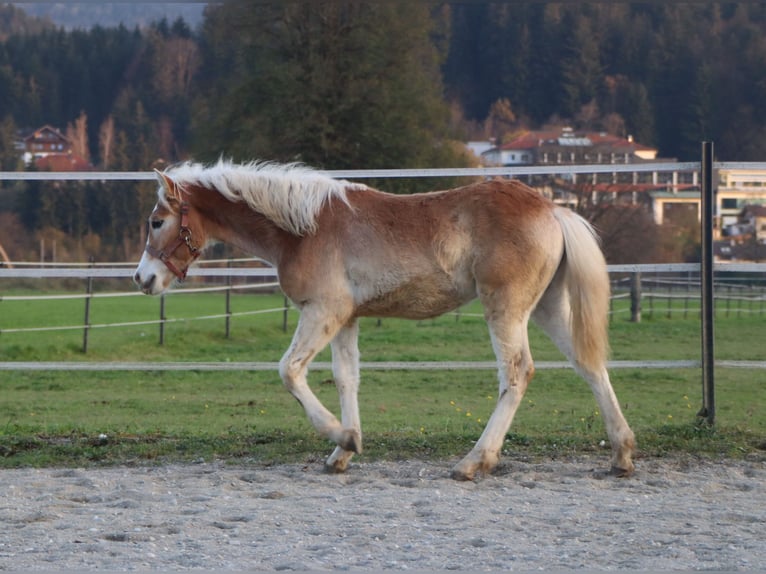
xmin=134 ymin=271 xmax=157 ymax=295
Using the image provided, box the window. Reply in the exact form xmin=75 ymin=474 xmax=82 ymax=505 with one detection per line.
xmin=722 ymin=198 xmax=738 ymax=209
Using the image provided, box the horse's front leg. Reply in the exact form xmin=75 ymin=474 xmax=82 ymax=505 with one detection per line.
xmin=278 ymin=307 xmax=360 ymax=455
xmin=325 ymin=318 xmax=362 ymax=473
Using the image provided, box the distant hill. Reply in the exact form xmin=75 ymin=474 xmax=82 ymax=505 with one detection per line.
xmin=0 ymin=4 xmax=53 ymax=38
xmin=10 ymin=3 xmax=206 ymax=30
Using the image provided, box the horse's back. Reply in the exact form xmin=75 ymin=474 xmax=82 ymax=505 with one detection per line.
xmin=332 ymin=179 xmax=564 ymax=319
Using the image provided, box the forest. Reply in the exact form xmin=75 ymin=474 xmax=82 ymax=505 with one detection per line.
xmin=1 ymin=2 xmax=765 ymax=262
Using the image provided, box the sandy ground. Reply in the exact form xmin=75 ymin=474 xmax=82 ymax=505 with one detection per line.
xmin=0 ymin=456 xmax=764 ymax=571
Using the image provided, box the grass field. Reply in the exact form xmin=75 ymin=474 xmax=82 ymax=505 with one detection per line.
xmin=0 ymin=288 xmax=764 ymax=468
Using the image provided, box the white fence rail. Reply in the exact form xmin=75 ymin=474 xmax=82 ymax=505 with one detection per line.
xmin=2 ymin=164 xmax=765 ymax=371
xmin=2 ymin=160 xmax=766 ymax=183
xmin=1 ymin=262 xmax=765 ymax=370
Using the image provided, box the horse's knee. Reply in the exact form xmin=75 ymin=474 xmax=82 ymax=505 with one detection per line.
xmin=279 ymin=356 xmax=306 ymax=392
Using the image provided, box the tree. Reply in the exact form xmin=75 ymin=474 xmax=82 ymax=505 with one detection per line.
xmin=560 ymin=13 xmax=603 ymax=119
xmin=620 ymin=81 xmax=654 ymax=147
xmin=192 ymin=1 xmax=471 ymax=185
xmin=98 ymin=115 xmax=115 ymax=169
xmin=484 ymin=98 xmax=518 ymax=143
xmin=66 ymin=111 xmax=90 ymax=161
xmin=0 ymin=115 xmax=21 ymax=171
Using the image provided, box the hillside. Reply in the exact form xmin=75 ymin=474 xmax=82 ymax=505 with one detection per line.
xmin=9 ymin=3 xmax=205 ymax=30
xmin=0 ymin=3 xmax=52 ymax=38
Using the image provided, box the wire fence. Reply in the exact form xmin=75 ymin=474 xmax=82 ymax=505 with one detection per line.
xmin=1 ymin=261 xmax=765 ymax=369
xmin=609 ymin=267 xmax=766 ymax=320
xmin=1 ymin=164 xmax=765 ymax=370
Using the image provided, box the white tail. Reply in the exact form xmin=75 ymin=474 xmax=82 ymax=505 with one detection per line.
xmin=552 ymin=207 xmax=611 ymax=372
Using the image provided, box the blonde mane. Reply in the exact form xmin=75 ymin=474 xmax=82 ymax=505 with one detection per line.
xmin=164 ymin=159 xmax=363 ymax=235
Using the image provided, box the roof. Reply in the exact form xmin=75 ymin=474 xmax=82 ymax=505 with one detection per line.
xmin=495 ymin=127 xmax=656 ymax=153
xmin=23 ymin=124 xmax=70 ymax=144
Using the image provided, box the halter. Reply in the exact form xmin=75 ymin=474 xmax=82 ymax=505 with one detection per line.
xmin=144 ymin=201 xmax=201 ymax=281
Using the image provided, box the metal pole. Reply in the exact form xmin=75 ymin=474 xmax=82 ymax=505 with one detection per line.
xmin=82 ymin=258 xmax=94 ymax=353
xmin=699 ymin=141 xmax=715 ymax=425
xmin=225 ymin=260 xmax=232 ymax=339
xmin=159 ymin=294 xmax=166 ymax=346
xmin=630 ymin=271 xmax=642 ymax=322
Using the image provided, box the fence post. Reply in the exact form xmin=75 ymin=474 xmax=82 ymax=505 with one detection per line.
xmin=282 ymin=294 xmax=288 ymax=333
xmin=82 ymin=257 xmax=94 ymax=353
xmin=159 ymin=294 xmax=166 ymax=345
xmin=630 ymin=272 xmax=641 ymax=322
xmin=225 ymin=259 xmax=232 ymax=339
xmin=667 ymin=279 xmax=673 ymax=319
xmin=699 ymin=141 xmax=716 ymax=425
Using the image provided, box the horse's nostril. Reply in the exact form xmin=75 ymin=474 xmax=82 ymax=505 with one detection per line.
xmin=138 ymin=274 xmax=156 ymax=293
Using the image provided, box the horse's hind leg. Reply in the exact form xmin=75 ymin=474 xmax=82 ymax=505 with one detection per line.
xmin=325 ymin=319 xmax=362 ymax=473
xmin=452 ymin=304 xmax=534 ymax=481
xmin=532 ymin=279 xmax=635 ymax=475
xmin=279 ymin=306 xmax=360 ymax=455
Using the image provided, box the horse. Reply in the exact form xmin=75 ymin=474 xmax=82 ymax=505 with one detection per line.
xmin=133 ymin=159 xmax=636 ymax=480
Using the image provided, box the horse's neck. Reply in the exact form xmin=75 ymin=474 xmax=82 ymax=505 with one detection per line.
xmin=194 ymin=189 xmax=295 ymax=267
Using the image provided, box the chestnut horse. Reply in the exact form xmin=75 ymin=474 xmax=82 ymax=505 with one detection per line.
xmin=134 ymin=160 xmax=635 ymax=480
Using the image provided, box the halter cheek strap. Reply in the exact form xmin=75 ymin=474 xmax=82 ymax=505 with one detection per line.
xmin=144 ymin=201 xmax=201 ymax=281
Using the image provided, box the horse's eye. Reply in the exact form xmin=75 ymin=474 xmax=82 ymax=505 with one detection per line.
xmin=151 ymin=220 xmax=163 ymax=230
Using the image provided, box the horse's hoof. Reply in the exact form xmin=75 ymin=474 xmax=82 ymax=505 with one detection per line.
xmin=450 ymin=465 xmax=475 ymax=481
xmin=610 ymin=464 xmax=634 ymax=478
xmin=324 ymin=461 xmax=348 ymax=474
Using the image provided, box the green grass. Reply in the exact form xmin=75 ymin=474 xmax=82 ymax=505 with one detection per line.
xmin=0 ymin=288 xmax=764 ymax=467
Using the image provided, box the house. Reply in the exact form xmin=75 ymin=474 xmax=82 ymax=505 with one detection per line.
xmin=737 ymin=205 xmax=766 ymax=243
xmin=715 ymin=235 xmax=766 ymax=262
xmin=472 ymin=127 xmax=689 ymax=213
xmin=716 ymin=169 xmax=766 ymax=229
xmin=479 ymin=127 xmax=658 ymax=167
xmin=16 ymin=125 xmax=91 ymax=171
xmin=19 ymin=125 xmax=72 ymax=163
xmin=34 ymin=152 xmax=92 ymax=171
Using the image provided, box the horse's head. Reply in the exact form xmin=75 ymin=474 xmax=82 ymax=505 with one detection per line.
xmin=134 ymin=170 xmax=204 ymax=295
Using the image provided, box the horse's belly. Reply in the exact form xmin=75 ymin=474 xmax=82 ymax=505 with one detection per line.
xmin=354 ymin=275 xmax=475 ymax=320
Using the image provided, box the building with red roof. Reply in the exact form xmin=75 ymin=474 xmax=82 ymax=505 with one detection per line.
xmin=17 ymin=125 xmax=92 ymax=171
xmin=480 ymin=126 xmax=658 ymax=167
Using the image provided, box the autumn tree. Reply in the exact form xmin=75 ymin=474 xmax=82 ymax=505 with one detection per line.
xmin=484 ymin=98 xmax=519 ymax=143
xmin=98 ymin=115 xmax=115 ymax=169
xmin=66 ymin=111 xmax=89 ymax=161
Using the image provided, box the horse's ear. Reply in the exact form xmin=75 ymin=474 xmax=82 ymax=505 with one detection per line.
xmin=154 ymin=169 xmax=181 ymax=202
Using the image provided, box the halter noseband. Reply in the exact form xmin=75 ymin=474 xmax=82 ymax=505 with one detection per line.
xmin=144 ymin=201 xmax=201 ymax=281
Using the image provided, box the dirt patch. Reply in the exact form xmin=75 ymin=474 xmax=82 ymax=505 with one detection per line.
xmin=0 ymin=456 xmax=763 ymax=570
